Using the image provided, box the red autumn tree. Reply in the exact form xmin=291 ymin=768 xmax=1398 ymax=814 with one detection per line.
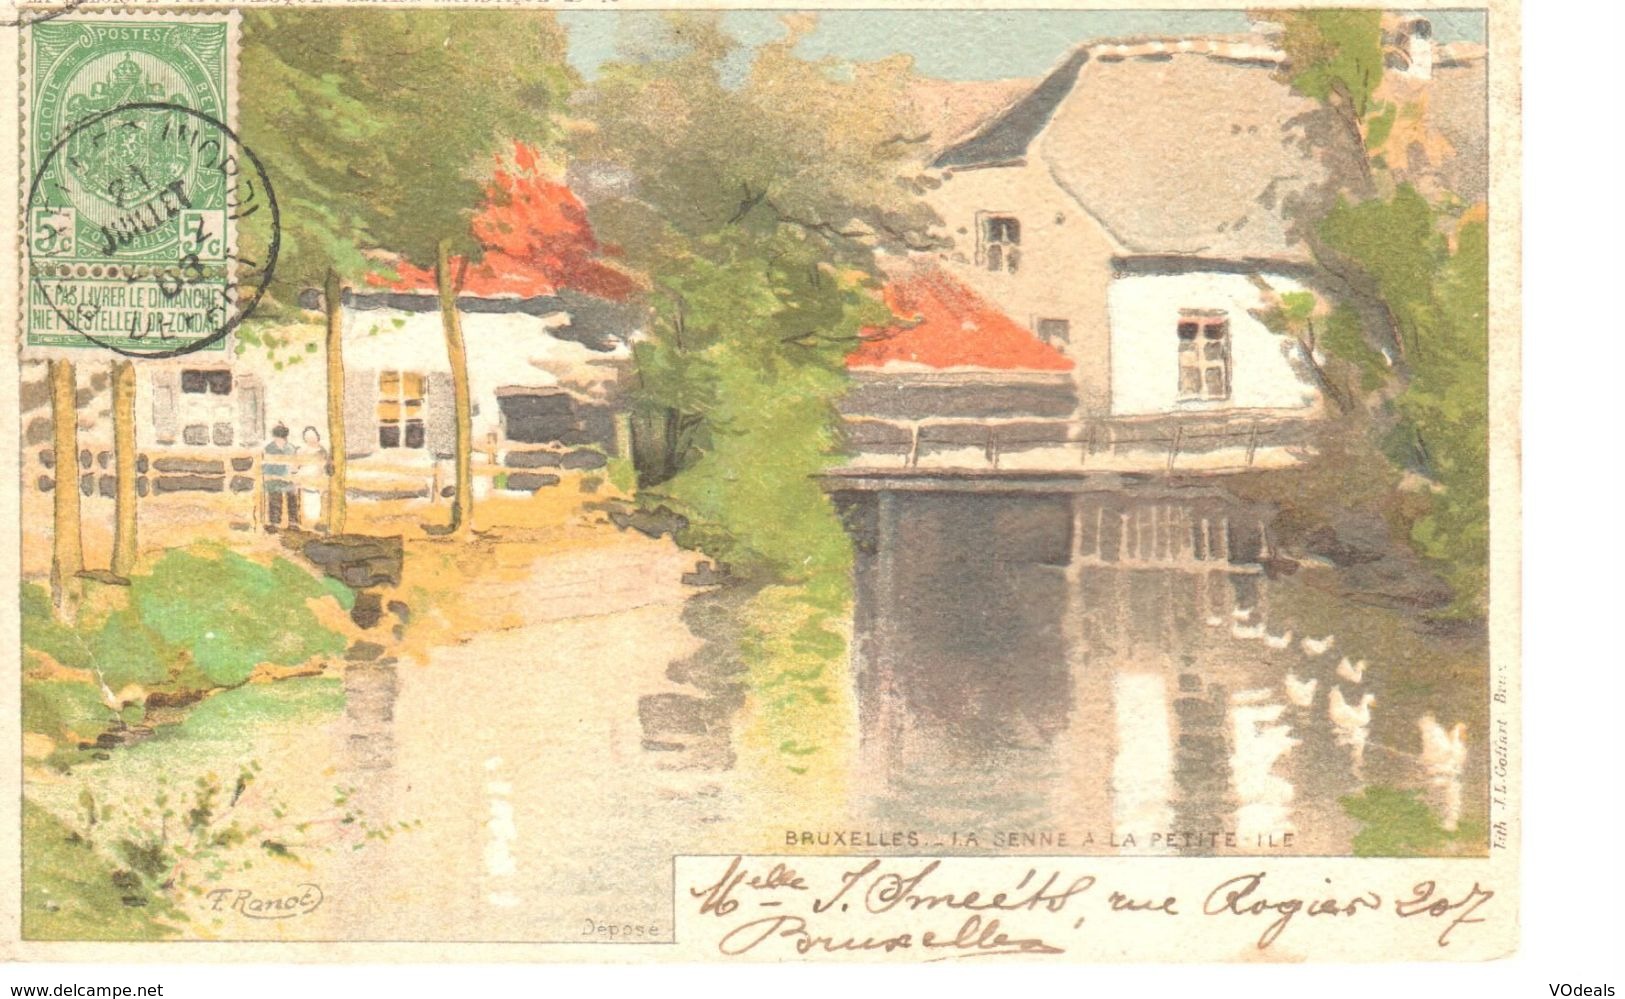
xmin=376 ymin=141 xmax=638 ymax=301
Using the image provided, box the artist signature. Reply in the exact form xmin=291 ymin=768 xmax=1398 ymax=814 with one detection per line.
xmin=205 ymin=883 xmax=325 ymax=920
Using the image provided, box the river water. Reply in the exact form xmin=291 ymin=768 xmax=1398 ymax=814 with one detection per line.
xmin=24 ymin=494 xmax=1488 ymax=942
xmin=841 ymin=488 xmax=1489 ymax=857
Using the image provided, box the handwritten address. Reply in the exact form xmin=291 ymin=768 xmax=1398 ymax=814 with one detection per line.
xmin=677 ymin=856 xmax=1499 ymax=960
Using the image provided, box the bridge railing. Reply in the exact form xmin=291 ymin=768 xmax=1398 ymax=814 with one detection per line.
xmin=842 ymin=411 xmax=1318 ymax=474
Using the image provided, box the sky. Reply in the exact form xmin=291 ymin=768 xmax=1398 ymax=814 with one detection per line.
xmin=558 ymin=9 xmax=1488 ymax=82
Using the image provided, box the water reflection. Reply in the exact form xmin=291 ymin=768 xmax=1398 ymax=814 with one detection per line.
xmin=844 ymin=489 xmax=1479 ymax=855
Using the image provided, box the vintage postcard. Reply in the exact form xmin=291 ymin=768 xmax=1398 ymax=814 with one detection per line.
xmin=1 ymin=0 xmax=1519 ymax=963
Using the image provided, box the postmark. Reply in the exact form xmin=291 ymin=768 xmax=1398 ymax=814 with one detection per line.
xmin=24 ymin=13 xmax=275 ymax=357
xmin=3 ymin=0 xmax=92 ymax=31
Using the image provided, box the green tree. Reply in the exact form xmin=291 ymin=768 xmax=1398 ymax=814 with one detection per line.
xmin=1274 ymin=8 xmax=1385 ymax=181
xmin=1265 ymin=10 xmax=1490 ymax=614
xmin=243 ymin=12 xmax=574 ymax=536
xmin=339 ymin=12 xmax=575 ymax=536
xmin=241 ymin=10 xmax=397 ymax=534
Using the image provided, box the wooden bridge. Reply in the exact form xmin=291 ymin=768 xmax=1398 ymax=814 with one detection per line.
xmin=837 ymin=410 xmax=1319 ymax=480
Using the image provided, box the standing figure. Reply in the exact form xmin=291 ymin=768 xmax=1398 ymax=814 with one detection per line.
xmin=299 ymin=426 xmax=328 ymax=532
xmin=263 ymin=423 xmax=300 ymax=530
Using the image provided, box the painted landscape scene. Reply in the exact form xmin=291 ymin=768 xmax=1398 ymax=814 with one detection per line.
xmin=16 ymin=7 xmax=1494 ymax=942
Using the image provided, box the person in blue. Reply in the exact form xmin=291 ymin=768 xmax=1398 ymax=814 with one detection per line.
xmin=263 ymin=423 xmax=300 ymax=530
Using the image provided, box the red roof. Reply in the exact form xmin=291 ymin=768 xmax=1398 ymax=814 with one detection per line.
xmin=848 ymin=269 xmax=1073 ymax=372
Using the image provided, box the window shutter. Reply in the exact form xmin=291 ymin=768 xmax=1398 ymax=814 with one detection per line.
xmin=344 ymin=366 xmax=378 ymax=458
xmin=150 ymin=369 xmax=178 ymax=444
xmin=237 ymin=377 xmax=265 ymax=446
xmin=425 ymin=372 xmax=456 ymax=458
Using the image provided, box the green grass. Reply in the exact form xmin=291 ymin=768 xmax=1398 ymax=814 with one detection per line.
xmin=1341 ymin=786 xmax=1485 ymax=857
xmin=21 ymin=799 xmax=181 ymax=941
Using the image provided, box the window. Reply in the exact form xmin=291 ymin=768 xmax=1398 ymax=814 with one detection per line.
xmin=180 ymin=369 xmax=232 ymax=395
xmin=980 ymin=214 xmax=1020 ymax=273
xmin=1177 ymin=312 xmax=1230 ymax=401
xmin=377 ymin=370 xmax=426 ymax=449
xmin=174 ymin=369 xmax=234 ymax=447
xmin=1036 ymin=318 xmax=1071 ymax=346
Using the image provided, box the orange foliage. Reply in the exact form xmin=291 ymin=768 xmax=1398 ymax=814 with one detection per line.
xmin=372 ymin=142 xmax=638 ymax=301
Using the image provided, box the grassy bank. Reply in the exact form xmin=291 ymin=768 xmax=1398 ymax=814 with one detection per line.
xmin=21 ymin=543 xmax=362 ymax=939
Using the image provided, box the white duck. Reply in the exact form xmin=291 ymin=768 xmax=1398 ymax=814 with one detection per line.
xmin=1418 ymin=714 xmax=1468 ymax=774
xmin=1231 ymin=621 xmax=1265 ymax=641
xmin=1283 ymin=672 xmax=1318 ymax=709
xmin=1301 ymin=634 xmax=1335 ymax=657
xmin=1328 ymin=686 xmax=1375 ymax=730
xmin=1264 ymin=629 xmax=1294 ymax=651
xmin=1336 ymin=657 xmax=1367 ymax=684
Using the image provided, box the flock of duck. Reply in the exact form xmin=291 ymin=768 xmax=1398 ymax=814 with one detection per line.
xmin=1205 ymin=604 xmax=1470 ymax=826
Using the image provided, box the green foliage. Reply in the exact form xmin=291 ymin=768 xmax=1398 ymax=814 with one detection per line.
xmin=583 ymin=13 xmax=929 ymax=585
xmin=149 ymin=678 xmax=346 ymax=747
xmin=1268 ymin=9 xmax=1490 ymax=616
xmin=22 ymin=681 xmax=114 ymax=744
xmin=1319 ymin=190 xmax=1489 ymax=613
xmin=1321 ymin=186 xmax=1446 ymax=356
xmin=1320 ymin=303 xmax=1389 ymax=392
xmin=738 ymin=583 xmax=852 ymax=774
xmin=637 ymin=232 xmax=887 ymax=580
xmin=248 ymin=10 xmax=572 ymax=273
xmin=242 ymin=8 xmax=575 ymax=328
xmin=132 ymin=546 xmax=351 ymax=687
xmin=1398 ymin=220 xmax=1490 ymax=611
xmin=21 ymin=547 xmax=351 ymax=745
xmin=1272 ymin=9 xmax=1386 ymax=118
xmin=1341 ymin=786 xmax=1484 ymax=856
xmin=21 ymin=799 xmax=178 ymax=940
xmin=21 ymin=581 xmax=85 ymax=666
xmin=1278 ymin=290 xmax=1317 ymax=323
xmin=1364 ymin=100 xmax=1398 ymax=150
xmin=606 ymin=455 xmax=638 ymax=494
xmin=240 ymin=11 xmax=389 ymax=308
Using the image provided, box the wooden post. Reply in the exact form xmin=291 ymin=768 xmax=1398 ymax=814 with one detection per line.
xmin=252 ymin=453 xmax=263 ymax=531
xmin=48 ymin=359 xmax=83 ymax=617
xmin=324 ymin=268 xmax=349 ymax=534
xmin=110 ymin=360 xmax=138 ymax=577
xmin=435 ymin=238 xmax=475 ymax=536
xmin=612 ymin=412 xmax=633 ymax=462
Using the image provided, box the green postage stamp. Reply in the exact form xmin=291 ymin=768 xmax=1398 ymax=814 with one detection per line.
xmin=24 ymin=12 xmax=271 ymax=356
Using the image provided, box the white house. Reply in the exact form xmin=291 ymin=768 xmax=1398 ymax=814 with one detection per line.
xmin=135 ymin=287 xmax=635 ymax=456
xmin=844 ymin=18 xmax=1484 ymax=473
